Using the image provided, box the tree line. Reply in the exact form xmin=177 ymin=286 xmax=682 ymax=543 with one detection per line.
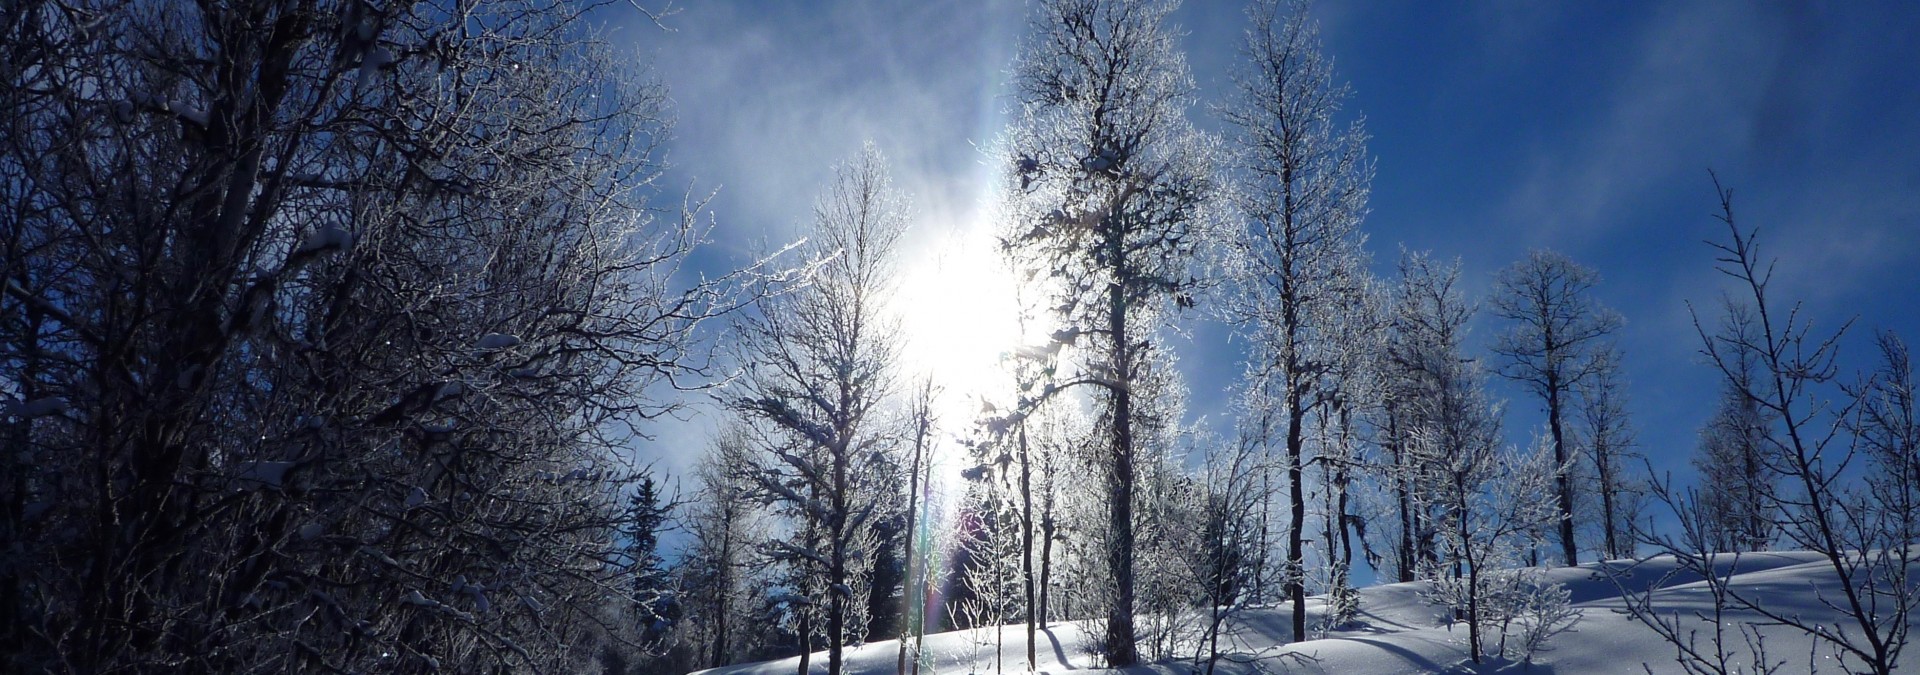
xmin=4 ymin=0 xmax=1913 ymax=674
xmin=667 ymin=0 xmax=1640 ymax=671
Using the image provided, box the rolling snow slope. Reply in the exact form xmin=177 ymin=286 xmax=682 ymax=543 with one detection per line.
xmin=696 ymin=551 xmax=1908 ymax=674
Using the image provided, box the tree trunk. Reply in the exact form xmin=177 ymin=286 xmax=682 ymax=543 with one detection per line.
xmin=829 ymin=445 xmax=849 ymax=675
xmin=798 ymin=612 xmax=813 ymax=675
xmin=899 ymin=405 xmax=927 ymax=675
xmin=1038 ymin=489 xmax=1055 ymax=627
xmin=1019 ymin=426 xmax=1037 ymax=670
xmin=1548 ymin=376 xmax=1577 ymax=566
xmin=1104 ymin=232 xmax=1138 ymax=667
xmin=1285 ymin=386 xmax=1307 ymax=644
xmin=713 ymin=529 xmax=733 ymax=668
xmin=1596 ymin=440 xmax=1618 ymax=559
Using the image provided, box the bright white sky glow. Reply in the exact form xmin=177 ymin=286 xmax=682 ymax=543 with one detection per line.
xmin=893 ymin=220 xmax=1026 ymax=434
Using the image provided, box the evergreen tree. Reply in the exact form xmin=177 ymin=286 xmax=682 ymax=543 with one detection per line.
xmin=626 ymin=473 xmax=676 ymax=646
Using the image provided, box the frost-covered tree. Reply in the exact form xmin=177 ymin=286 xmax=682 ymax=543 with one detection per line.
xmin=1220 ymin=0 xmax=1374 ymax=643
xmin=1381 ymin=254 xmax=1558 ymax=665
xmin=1193 ymin=427 xmax=1270 ymax=675
xmin=1000 ymin=0 xmax=1214 ymax=664
xmin=1376 ymin=251 xmax=1472 ymax=584
xmin=679 ymin=433 xmax=764 ymax=671
xmin=726 ymin=144 xmax=907 ymax=675
xmin=626 ymin=472 xmax=678 ymax=649
xmin=1489 ymin=249 xmax=1623 ymax=566
xmin=895 ymin=378 xmax=938 ymax=675
xmin=0 ymin=0 xmax=742 ymax=671
xmin=1574 ymin=348 xmax=1644 ymax=561
xmin=1419 ymin=435 xmax=1574 ymax=666
xmin=1858 ymin=331 xmax=1920 ymax=548
xmin=1690 ymin=306 xmax=1778 ymax=553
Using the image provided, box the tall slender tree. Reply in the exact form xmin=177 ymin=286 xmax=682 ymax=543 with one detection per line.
xmin=1575 ymin=348 xmax=1642 ymax=560
xmin=1220 ymin=0 xmax=1373 ymax=644
xmin=1489 ymin=249 xmax=1623 ymax=566
xmin=682 ymin=433 xmax=763 ymax=670
xmin=1380 ymin=251 xmax=1473 ymax=584
xmin=626 ymin=472 xmax=677 ymax=647
xmin=1001 ymin=0 xmax=1214 ymax=664
xmin=1690 ymin=306 xmax=1778 ymax=553
xmin=728 ymin=144 xmax=907 ymax=675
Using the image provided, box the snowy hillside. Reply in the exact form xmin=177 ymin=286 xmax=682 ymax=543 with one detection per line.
xmin=695 ymin=551 xmax=1901 ymax=675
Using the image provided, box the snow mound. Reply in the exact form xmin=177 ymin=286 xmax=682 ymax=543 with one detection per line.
xmin=694 ymin=551 xmax=1900 ymax=675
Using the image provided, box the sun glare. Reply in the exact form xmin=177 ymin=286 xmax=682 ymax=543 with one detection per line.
xmin=895 ymin=223 xmax=1027 ymax=428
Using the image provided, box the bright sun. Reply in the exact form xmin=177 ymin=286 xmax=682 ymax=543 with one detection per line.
xmin=894 ymin=221 xmax=1029 ymax=431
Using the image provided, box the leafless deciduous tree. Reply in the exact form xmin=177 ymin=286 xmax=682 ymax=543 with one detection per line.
xmin=1220 ymin=0 xmax=1374 ymax=644
xmin=1 ymin=0 xmax=749 ymax=671
xmin=1630 ymin=177 xmax=1915 ymax=675
xmin=1000 ymin=0 xmax=1214 ymax=665
xmin=1690 ymin=307 xmax=1779 ymax=554
xmin=678 ymin=429 xmax=766 ymax=671
xmin=1490 ymin=249 xmax=1624 ymax=567
xmin=1856 ymin=331 xmax=1919 ymax=549
xmin=726 ymin=144 xmax=907 ymax=675
xmin=1576 ymin=348 xmax=1644 ymax=561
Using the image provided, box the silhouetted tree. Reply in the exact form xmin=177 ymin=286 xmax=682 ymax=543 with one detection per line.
xmin=1490 ymin=249 xmax=1623 ymax=566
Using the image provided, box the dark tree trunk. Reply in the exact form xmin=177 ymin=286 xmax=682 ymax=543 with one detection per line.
xmin=1285 ymin=385 xmax=1307 ymax=644
xmin=797 ymin=612 xmax=813 ymax=675
xmin=1038 ymin=492 xmax=1055 ymax=627
xmin=1018 ymin=427 xmax=1037 ymax=670
xmin=1104 ymin=231 xmax=1138 ymax=667
xmin=899 ymin=415 xmax=925 ymax=675
xmin=1548 ymin=374 xmax=1577 ymax=566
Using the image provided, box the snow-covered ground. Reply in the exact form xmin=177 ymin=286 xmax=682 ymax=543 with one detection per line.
xmin=695 ymin=551 xmax=1903 ymax=674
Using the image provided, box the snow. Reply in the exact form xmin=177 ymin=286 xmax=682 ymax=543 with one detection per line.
xmin=297 ymin=225 xmax=354 ymax=254
xmin=694 ymin=551 xmax=1908 ymax=675
xmin=175 ymin=102 xmax=208 ymax=127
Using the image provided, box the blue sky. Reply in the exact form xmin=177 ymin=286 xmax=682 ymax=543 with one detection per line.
xmin=624 ymin=1 xmax=1920 ymax=520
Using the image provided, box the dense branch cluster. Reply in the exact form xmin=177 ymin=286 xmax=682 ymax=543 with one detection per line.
xmin=1 ymin=0 xmax=757 ymax=672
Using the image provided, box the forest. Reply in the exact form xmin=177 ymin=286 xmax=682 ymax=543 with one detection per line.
xmin=1 ymin=0 xmax=1915 ymax=674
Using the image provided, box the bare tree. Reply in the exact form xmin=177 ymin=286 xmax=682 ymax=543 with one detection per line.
xmin=726 ymin=144 xmax=908 ymax=675
xmin=681 ymin=429 xmax=766 ymax=671
xmin=1 ymin=0 xmax=746 ymax=671
xmin=1419 ymin=432 xmax=1572 ymax=666
xmin=1857 ymin=331 xmax=1919 ymax=548
xmin=1576 ymin=347 xmax=1644 ymax=560
xmin=896 ymin=377 xmax=937 ymax=675
xmin=1220 ymin=0 xmax=1373 ymax=644
xmin=1490 ymin=249 xmax=1624 ymax=566
xmin=1690 ymin=309 xmax=1779 ymax=553
xmin=1193 ymin=427 xmax=1269 ymax=675
xmin=1671 ymin=177 xmax=1914 ymax=674
xmin=1384 ymin=252 xmax=1571 ymax=665
xmin=1000 ymin=0 xmax=1214 ymax=665
xmin=1377 ymin=251 xmax=1472 ymax=585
